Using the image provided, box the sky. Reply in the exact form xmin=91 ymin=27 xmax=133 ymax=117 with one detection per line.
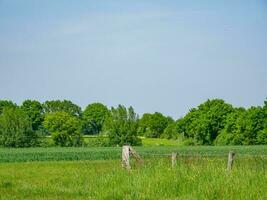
xmin=0 ymin=0 xmax=267 ymax=118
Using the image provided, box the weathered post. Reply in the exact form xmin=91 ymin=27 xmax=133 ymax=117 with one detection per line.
xmin=122 ymin=145 xmax=131 ymax=170
xmin=172 ymin=152 xmax=177 ymax=168
xmin=227 ymin=151 xmax=235 ymax=171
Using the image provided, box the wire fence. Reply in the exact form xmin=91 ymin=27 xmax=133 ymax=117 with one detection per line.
xmin=0 ymin=144 xmax=266 ymax=163
xmin=120 ymin=145 xmax=267 ymax=172
xmin=138 ymin=151 xmax=267 ymax=158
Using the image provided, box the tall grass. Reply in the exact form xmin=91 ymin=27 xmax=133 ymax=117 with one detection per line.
xmin=0 ymin=156 xmax=266 ymax=200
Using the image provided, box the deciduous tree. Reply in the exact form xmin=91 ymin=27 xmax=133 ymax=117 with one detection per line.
xmin=139 ymin=112 xmax=171 ymax=138
xmin=176 ymin=99 xmax=234 ymax=145
xmin=43 ymin=100 xmax=81 ymax=117
xmin=82 ymin=103 xmax=109 ymax=135
xmin=43 ymin=111 xmax=83 ymax=146
xmin=0 ymin=107 xmax=40 ymax=147
xmin=104 ymin=105 xmax=141 ymax=146
xmin=21 ymin=100 xmax=44 ymax=131
xmin=0 ymin=100 xmax=17 ymax=115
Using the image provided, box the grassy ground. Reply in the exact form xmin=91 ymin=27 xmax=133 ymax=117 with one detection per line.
xmin=0 ymin=157 xmax=266 ymax=200
xmin=141 ymin=137 xmax=183 ymax=146
xmin=45 ymin=136 xmax=183 ymax=147
xmin=0 ymin=141 xmax=266 ymax=199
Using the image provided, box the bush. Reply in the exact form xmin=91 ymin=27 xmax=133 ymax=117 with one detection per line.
xmin=43 ymin=111 xmax=83 ymax=147
xmin=161 ymin=123 xmax=177 ymax=139
xmin=256 ymin=129 xmax=267 ymax=145
xmin=182 ymin=138 xmax=196 ymax=146
xmin=85 ymin=135 xmax=109 ymax=147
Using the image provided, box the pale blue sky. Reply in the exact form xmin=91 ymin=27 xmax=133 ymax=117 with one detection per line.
xmin=0 ymin=0 xmax=267 ymax=118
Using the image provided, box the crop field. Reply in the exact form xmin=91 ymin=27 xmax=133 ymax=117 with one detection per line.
xmin=0 ymin=145 xmax=266 ymax=163
xmin=0 ymin=145 xmax=266 ymax=200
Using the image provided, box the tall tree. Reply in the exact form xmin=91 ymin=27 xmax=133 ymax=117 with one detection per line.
xmin=43 ymin=100 xmax=81 ymax=117
xmin=139 ymin=112 xmax=171 ymax=138
xmin=176 ymin=99 xmax=234 ymax=145
xmin=82 ymin=103 xmax=109 ymax=135
xmin=104 ymin=105 xmax=141 ymax=146
xmin=216 ymin=106 xmax=267 ymax=145
xmin=215 ymin=108 xmax=247 ymax=145
xmin=21 ymin=100 xmax=44 ymax=131
xmin=0 ymin=107 xmax=40 ymax=147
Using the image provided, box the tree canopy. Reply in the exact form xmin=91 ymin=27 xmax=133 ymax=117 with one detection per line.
xmin=177 ymin=99 xmax=267 ymax=145
xmin=43 ymin=111 xmax=83 ymax=146
xmin=0 ymin=100 xmax=17 ymax=115
xmin=215 ymin=106 xmax=267 ymax=145
xmin=21 ymin=100 xmax=44 ymax=131
xmin=43 ymin=100 xmax=81 ymax=117
xmin=82 ymin=103 xmax=109 ymax=135
xmin=104 ymin=105 xmax=141 ymax=146
xmin=0 ymin=98 xmax=266 ymax=147
xmin=139 ymin=112 xmax=173 ymax=138
xmin=0 ymin=107 xmax=40 ymax=147
xmin=176 ymin=99 xmax=234 ymax=145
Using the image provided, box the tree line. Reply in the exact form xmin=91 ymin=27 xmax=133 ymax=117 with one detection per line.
xmin=0 ymin=98 xmax=266 ymax=147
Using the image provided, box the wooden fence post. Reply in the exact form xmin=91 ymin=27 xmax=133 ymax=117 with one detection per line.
xmin=172 ymin=152 xmax=177 ymax=168
xmin=122 ymin=145 xmax=131 ymax=170
xmin=227 ymin=151 xmax=235 ymax=171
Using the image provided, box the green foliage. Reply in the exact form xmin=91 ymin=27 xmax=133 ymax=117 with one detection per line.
xmin=139 ymin=112 xmax=171 ymax=138
xmin=176 ymin=99 xmax=234 ymax=145
xmin=0 ymin=100 xmax=17 ymax=115
xmin=0 ymin=107 xmax=40 ymax=147
xmin=0 ymin=97 xmax=266 ymax=147
xmin=160 ymin=122 xmax=177 ymax=139
xmin=104 ymin=105 xmax=141 ymax=146
xmin=82 ymin=103 xmax=109 ymax=135
xmin=43 ymin=111 xmax=83 ymax=146
xmin=216 ymin=106 xmax=267 ymax=145
xmin=43 ymin=100 xmax=82 ymax=117
xmin=21 ymin=100 xmax=44 ymax=131
xmin=256 ymin=129 xmax=267 ymax=144
xmin=215 ymin=108 xmax=245 ymax=145
xmin=84 ymin=135 xmax=110 ymax=147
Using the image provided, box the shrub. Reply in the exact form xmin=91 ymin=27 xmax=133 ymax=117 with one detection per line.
xmin=43 ymin=111 xmax=83 ymax=147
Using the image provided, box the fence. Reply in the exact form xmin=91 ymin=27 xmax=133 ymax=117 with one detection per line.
xmin=121 ymin=145 xmax=263 ymax=172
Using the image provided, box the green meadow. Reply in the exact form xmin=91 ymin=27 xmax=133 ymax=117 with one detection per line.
xmin=0 ymin=144 xmax=266 ymax=200
xmin=0 ymin=157 xmax=266 ymax=200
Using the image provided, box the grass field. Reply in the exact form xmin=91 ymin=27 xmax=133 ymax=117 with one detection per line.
xmin=141 ymin=137 xmax=183 ymax=146
xmin=0 ymin=157 xmax=266 ymax=200
xmin=0 ymin=143 xmax=266 ymax=199
xmin=45 ymin=136 xmax=184 ymax=148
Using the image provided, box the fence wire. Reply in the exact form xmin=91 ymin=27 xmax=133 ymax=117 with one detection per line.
xmin=138 ymin=151 xmax=267 ymax=158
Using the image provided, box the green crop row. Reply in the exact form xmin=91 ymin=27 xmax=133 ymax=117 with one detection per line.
xmin=0 ymin=145 xmax=266 ymax=163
